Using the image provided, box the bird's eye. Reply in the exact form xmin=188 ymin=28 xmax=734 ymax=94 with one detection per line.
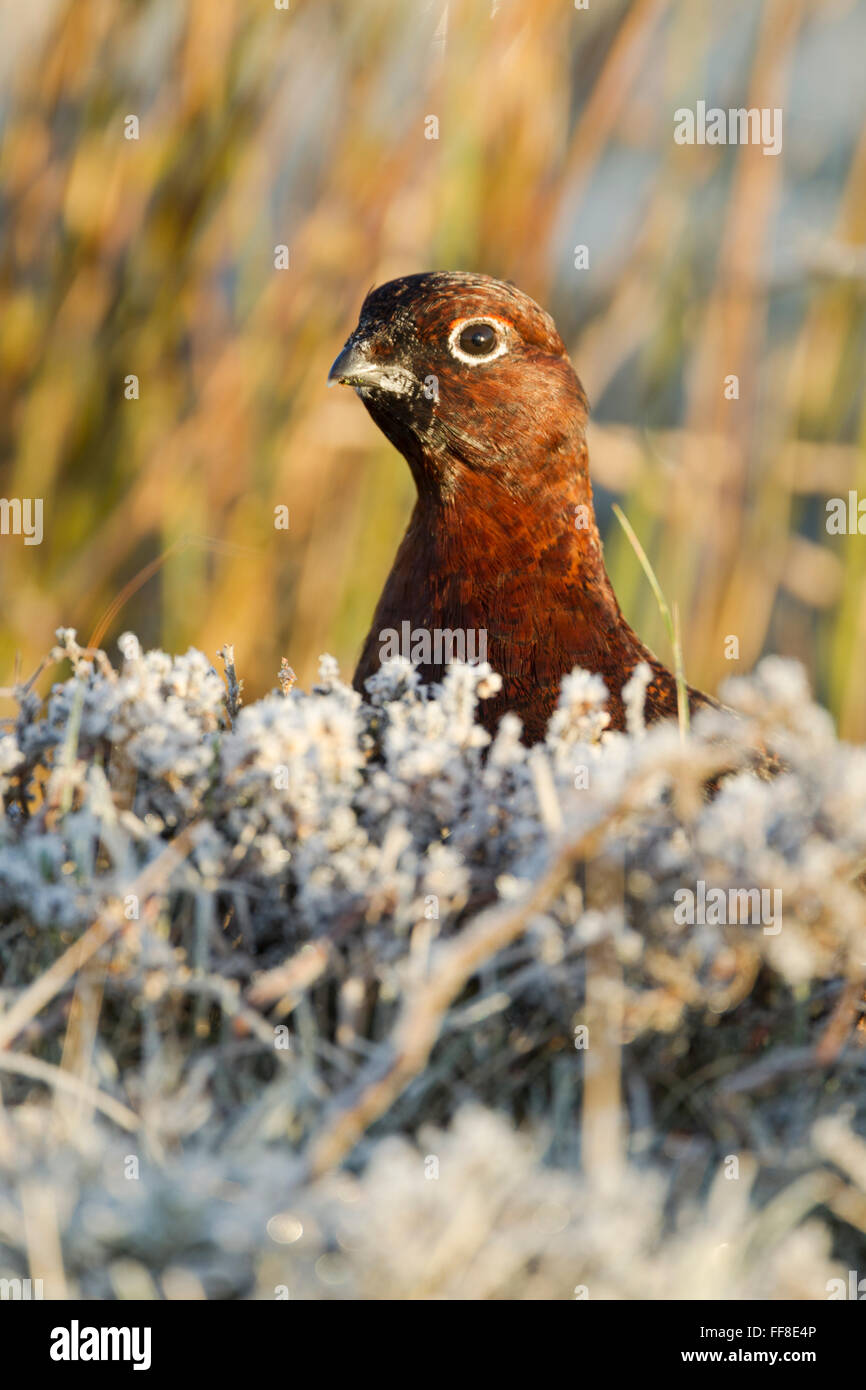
xmin=459 ymin=323 xmax=496 ymax=355
xmin=448 ymin=318 xmax=508 ymax=365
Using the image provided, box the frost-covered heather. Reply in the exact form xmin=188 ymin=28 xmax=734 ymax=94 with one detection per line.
xmin=0 ymin=630 xmax=865 ymax=1300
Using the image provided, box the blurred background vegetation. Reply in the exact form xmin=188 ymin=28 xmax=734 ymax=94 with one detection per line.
xmin=1 ymin=0 xmax=864 ymax=736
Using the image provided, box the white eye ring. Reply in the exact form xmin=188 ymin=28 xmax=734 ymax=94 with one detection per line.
xmin=447 ymin=317 xmax=509 ymax=365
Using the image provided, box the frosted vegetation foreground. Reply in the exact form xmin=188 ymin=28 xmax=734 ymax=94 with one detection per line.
xmin=0 ymin=631 xmax=865 ymax=1299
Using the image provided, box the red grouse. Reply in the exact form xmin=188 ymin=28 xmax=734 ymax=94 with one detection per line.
xmin=329 ymin=271 xmax=713 ymax=744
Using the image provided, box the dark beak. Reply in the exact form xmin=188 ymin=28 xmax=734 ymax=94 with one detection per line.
xmin=327 ymin=340 xmax=379 ymax=387
xmin=327 ymin=339 xmax=416 ymax=395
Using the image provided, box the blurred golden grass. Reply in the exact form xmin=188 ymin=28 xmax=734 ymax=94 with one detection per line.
xmin=0 ymin=0 xmax=864 ymax=735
